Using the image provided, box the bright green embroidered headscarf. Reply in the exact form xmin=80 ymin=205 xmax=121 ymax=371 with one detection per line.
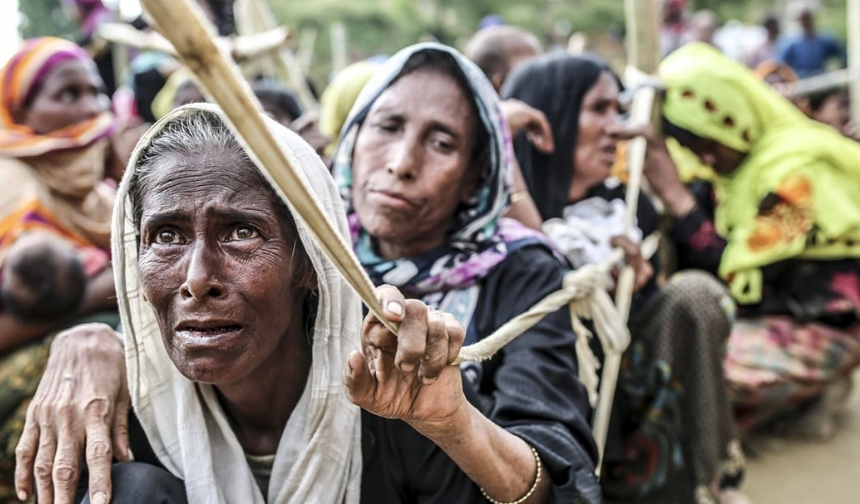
xmin=661 ymin=43 xmax=860 ymax=304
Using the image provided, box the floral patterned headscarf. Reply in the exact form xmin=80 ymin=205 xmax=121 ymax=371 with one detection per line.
xmin=332 ymin=43 xmax=548 ymax=309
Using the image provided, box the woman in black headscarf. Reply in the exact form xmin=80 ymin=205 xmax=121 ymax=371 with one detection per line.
xmin=503 ymin=54 xmax=749 ymax=504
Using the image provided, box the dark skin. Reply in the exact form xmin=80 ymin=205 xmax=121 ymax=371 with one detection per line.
xmin=351 ymin=69 xmax=481 ymax=260
xmin=570 ymin=71 xmax=652 ymax=292
xmin=15 ymin=59 xmax=108 ymax=134
xmin=0 ymin=59 xmax=117 ymax=354
xmin=136 ymin=152 xmax=312 ymax=455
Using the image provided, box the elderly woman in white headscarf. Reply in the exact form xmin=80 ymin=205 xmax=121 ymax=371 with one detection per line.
xmin=13 ymin=99 xmax=599 ymax=504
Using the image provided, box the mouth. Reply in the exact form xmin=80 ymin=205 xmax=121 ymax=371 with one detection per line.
xmin=175 ymin=320 xmax=244 ymax=337
xmin=369 ymin=189 xmax=419 ymax=209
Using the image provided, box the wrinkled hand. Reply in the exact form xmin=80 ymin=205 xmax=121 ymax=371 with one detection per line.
xmin=500 ymin=99 xmax=555 ymax=153
xmin=344 ymin=285 xmax=468 ymax=435
xmin=608 ymin=122 xmax=696 ymax=217
xmin=15 ymin=323 xmax=130 ymax=504
xmin=291 ymin=111 xmax=332 ymax=160
xmin=610 ymin=236 xmax=654 ymax=294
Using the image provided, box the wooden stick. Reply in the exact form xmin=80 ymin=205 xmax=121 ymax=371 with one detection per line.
xmin=96 ymin=22 xmax=290 ymax=61
xmin=139 ymin=0 xmax=395 ymax=333
xmin=849 ymin=0 xmax=860 ymax=121
xmin=592 ymin=0 xmax=662 ymax=477
xmin=298 ymin=26 xmax=318 ymax=75
xmin=786 ymin=68 xmax=860 ymax=97
xmin=330 ymin=21 xmax=348 ymax=74
xmin=235 ymin=0 xmax=319 ymax=111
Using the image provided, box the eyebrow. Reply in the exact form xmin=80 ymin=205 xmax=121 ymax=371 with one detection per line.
xmin=372 ymin=109 xmax=463 ymax=139
xmin=141 ymin=206 xmax=274 ymax=229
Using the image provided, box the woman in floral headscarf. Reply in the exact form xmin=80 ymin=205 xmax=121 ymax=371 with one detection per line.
xmin=333 ymin=42 xmax=602 ymax=502
xmin=637 ymin=43 xmax=860 ymax=438
xmin=0 ymin=37 xmax=122 ymax=499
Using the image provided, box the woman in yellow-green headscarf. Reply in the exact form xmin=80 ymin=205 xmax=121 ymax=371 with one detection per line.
xmin=622 ymin=42 xmax=860 ymax=437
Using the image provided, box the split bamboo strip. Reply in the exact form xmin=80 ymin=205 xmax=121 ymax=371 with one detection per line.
xmin=96 ymin=22 xmax=290 ymax=61
xmin=140 ymin=0 xmax=396 ymax=334
xmin=849 ymin=0 xmax=860 ymax=121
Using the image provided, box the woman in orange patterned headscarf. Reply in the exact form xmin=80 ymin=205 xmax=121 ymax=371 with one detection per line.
xmin=0 ymin=38 xmax=122 ymax=499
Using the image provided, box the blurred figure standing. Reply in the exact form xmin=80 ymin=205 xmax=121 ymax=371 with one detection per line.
xmin=746 ymin=15 xmax=782 ymax=68
xmin=777 ymin=7 xmax=846 ymax=77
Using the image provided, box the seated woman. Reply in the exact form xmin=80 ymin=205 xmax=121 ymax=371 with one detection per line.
xmin=16 ymin=45 xmax=602 ymax=504
xmin=503 ymin=54 xmax=746 ymax=504
xmin=0 ymin=37 xmax=122 ymax=499
xmin=639 ymin=43 xmax=860 ymax=438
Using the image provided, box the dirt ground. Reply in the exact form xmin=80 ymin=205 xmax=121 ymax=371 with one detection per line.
xmin=742 ymin=369 xmax=860 ymax=504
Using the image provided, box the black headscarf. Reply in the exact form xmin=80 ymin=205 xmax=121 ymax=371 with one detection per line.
xmin=502 ymin=53 xmax=613 ymax=221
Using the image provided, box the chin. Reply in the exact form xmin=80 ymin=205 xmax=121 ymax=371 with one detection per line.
xmin=170 ymin=349 xmax=254 ymax=385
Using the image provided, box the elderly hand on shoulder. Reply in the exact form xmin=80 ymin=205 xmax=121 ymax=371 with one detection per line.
xmin=344 ymin=285 xmax=468 ymax=437
xmin=15 ymin=323 xmax=130 ymax=504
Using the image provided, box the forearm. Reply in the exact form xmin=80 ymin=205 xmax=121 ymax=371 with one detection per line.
xmin=0 ymin=312 xmax=60 ymax=353
xmin=415 ymin=403 xmax=550 ymax=504
xmin=503 ymin=160 xmax=543 ymax=231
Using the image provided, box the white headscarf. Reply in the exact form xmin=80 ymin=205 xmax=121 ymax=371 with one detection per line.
xmin=112 ymin=103 xmax=363 ymax=503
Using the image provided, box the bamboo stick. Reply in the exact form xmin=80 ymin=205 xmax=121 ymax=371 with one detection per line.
xmin=591 ymin=0 xmax=662 ymax=477
xmin=96 ymin=22 xmax=290 ymax=61
xmin=786 ymin=68 xmax=860 ymax=97
xmin=139 ymin=0 xmax=396 ymax=334
xmin=298 ymin=26 xmax=318 ymax=75
xmin=849 ymin=0 xmax=860 ymax=121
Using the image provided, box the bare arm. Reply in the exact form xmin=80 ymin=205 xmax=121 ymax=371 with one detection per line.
xmin=344 ymin=286 xmax=550 ymax=503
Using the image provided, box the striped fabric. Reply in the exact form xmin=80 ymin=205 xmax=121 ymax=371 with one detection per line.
xmin=0 ymin=37 xmax=115 ymax=157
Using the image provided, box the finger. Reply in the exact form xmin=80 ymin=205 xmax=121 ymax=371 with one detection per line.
xmin=343 ymin=350 xmax=375 ymax=406
xmin=33 ymin=422 xmax=58 ymax=504
xmin=526 ymin=112 xmax=555 ymax=153
xmin=111 ymin=391 xmax=132 ymax=462
xmin=610 ymin=236 xmax=642 ymax=265
xmin=374 ymin=285 xmax=407 ymax=324
xmin=439 ymin=312 xmax=466 ymax=364
xmin=14 ymin=405 xmax=40 ymax=502
xmin=417 ymin=311 xmax=449 ymax=384
xmin=85 ymin=420 xmax=114 ymax=504
xmin=607 ymin=122 xmax=651 ymax=141
xmin=52 ymin=431 xmax=83 ymax=504
xmin=394 ymin=300 xmax=429 ymax=373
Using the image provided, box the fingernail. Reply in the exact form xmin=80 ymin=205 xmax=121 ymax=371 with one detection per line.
xmin=127 ymin=447 xmax=135 ymax=461
xmin=400 ymin=362 xmax=415 ymax=373
xmin=93 ymin=492 xmax=108 ymax=504
xmin=17 ymin=490 xmax=28 ymax=502
xmin=386 ymin=301 xmax=404 ymax=316
xmin=422 ymin=376 xmax=438 ymax=385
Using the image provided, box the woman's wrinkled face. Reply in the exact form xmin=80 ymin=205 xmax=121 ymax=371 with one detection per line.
xmin=570 ymin=70 xmax=621 ymax=201
xmin=20 ymin=59 xmax=108 ymax=134
xmin=351 ymin=68 xmax=479 ymax=258
xmin=136 ymin=152 xmax=309 ymax=384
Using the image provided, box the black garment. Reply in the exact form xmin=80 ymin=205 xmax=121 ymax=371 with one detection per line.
xmin=361 ymin=245 xmax=600 ymax=504
xmin=77 ymin=247 xmax=599 ymax=504
xmin=502 ymin=54 xmax=619 ymax=222
xmin=673 ymin=183 xmax=860 ymax=323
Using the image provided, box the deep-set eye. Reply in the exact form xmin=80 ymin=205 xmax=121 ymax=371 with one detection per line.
xmin=229 ymin=226 xmax=259 ymax=241
xmin=154 ymin=229 xmax=183 ymax=245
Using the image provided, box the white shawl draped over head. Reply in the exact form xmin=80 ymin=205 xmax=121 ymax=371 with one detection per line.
xmin=112 ymin=103 xmax=363 ymax=503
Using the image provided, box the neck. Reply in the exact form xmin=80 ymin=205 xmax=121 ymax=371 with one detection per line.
xmin=376 ymin=232 xmax=447 ymax=260
xmin=215 ymin=305 xmax=312 ymax=455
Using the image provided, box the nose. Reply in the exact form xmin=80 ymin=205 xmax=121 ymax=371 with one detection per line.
xmin=386 ymin=135 xmax=420 ymax=180
xmin=79 ymin=93 xmax=104 ymax=121
xmin=180 ymin=243 xmax=227 ymax=302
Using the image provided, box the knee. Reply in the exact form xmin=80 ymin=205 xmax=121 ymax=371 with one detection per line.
xmin=663 ymin=270 xmax=735 ymax=332
xmin=1 ymin=234 xmax=86 ymax=322
xmin=82 ymin=462 xmax=186 ymax=504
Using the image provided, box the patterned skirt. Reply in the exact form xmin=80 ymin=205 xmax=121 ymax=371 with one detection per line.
xmin=602 ymin=271 xmax=744 ymax=504
xmin=725 ymin=315 xmax=860 ymax=431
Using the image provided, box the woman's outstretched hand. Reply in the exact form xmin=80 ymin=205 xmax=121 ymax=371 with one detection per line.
xmin=344 ymin=285 xmax=468 ymax=436
xmin=15 ymin=323 xmax=129 ymax=504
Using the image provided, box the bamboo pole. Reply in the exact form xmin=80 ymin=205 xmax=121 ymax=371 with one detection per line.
xmin=139 ymin=0 xmax=395 ymax=333
xmin=592 ymin=0 xmax=662 ymax=476
xmin=234 ymin=0 xmax=319 ymax=110
xmin=786 ymin=67 xmax=860 ymax=97
xmin=330 ymin=21 xmax=348 ymax=74
xmin=96 ymin=22 xmax=290 ymax=61
xmin=298 ymin=26 xmax=318 ymax=75
xmin=849 ymin=0 xmax=860 ymax=121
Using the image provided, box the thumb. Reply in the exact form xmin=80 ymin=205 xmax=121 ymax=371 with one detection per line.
xmin=343 ymin=350 xmax=375 ymax=406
